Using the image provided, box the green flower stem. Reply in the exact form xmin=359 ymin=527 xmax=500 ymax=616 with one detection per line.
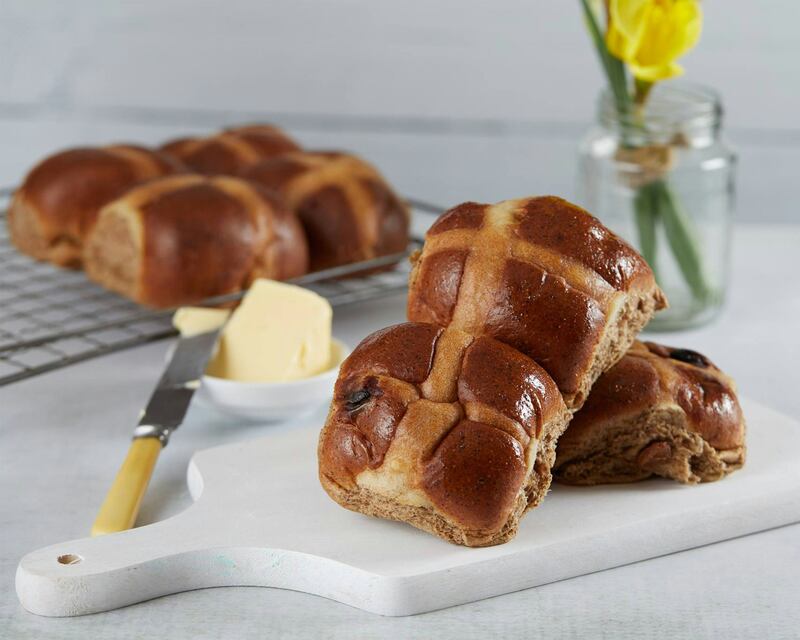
xmin=579 ymin=0 xmax=630 ymax=110
xmin=654 ymin=180 xmax=711 ymax=302
xmin=633 ymin=182 xmax=660 ymax=281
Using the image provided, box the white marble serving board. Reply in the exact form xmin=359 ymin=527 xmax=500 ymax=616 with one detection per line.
xmin=15 ymin=397 xmax=800 ymax=617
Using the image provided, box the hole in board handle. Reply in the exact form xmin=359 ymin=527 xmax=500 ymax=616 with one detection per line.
xmin=57 ymin=554 xmax=83 ymax=565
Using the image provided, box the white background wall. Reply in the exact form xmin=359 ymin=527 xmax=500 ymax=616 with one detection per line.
xmin=2 ymin=0 xmax=798 ymax=221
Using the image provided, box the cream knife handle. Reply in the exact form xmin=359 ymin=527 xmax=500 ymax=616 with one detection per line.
xmin=91 ymin=437 xmax=163 ymax=537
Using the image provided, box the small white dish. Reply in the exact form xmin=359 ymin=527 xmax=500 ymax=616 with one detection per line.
xmin=196 ymin=338 xmax=350 ymax=422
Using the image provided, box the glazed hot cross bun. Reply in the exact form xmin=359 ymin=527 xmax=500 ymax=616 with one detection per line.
xmin=83 ymin=174 xmax=308 ymax=308
xmin=242 ymin=151 xmax=409 ymax=271
xmin=407 ymin=196 xmax=667 ymax=409
xmin=160 ymin=124 xmax=301 ymax=176
xmin=318 ymin=322 xmax=570 ymax=547
xmin=554 ymin=341 xmax=746 ymax=485
xmin=8 ymin=145 xmax=184 ymax=267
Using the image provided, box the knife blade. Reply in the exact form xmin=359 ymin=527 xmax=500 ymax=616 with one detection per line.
xmin=91 ymin=327 xmax=223 ymax=536
xmin=134 ymin=329 xmax=222 ymax=442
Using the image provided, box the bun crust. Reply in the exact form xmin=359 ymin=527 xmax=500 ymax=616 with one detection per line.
xmin=160 ymin=124 xmax=300 ymax=176
xmin=554 ymin=341 xmax=746 ymax=484
xmin=407 ymin=196 xmax=667 ymax=408
xmin=318 ymin=322 xmax=570 ymax=547
xmin=8 ymin=145 xmax=183 ymax=267
xmin=83 ymin=174 xmax=308 ymax=308
xmin=243 ymin=151 xmax=409 ymax=271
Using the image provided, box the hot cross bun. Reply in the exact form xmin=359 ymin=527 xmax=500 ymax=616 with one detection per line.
xmin=8 ymin=145 xmax=184 ymax=267
xmin=407 ymin=196 xmax=667 ymax=409
xmin=318 ymin=322 xmax=570 ymax=547
xmin=83 ymin=174 xmax=308 ymax=308
xmin=554 ymin=341 xmax=746 ymax=485
xmin=242 ymin=151 xmax=409 ymax=271
xmin=160 ymin=124 xmax=301 ymax=176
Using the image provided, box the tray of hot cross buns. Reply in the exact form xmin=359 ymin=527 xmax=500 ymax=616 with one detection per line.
xmin=0 ymin=124 xmax=439 ymax=385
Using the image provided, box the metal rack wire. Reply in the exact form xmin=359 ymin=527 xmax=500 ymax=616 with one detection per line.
xmin=0 ymin=192 xmax=441 ymax=386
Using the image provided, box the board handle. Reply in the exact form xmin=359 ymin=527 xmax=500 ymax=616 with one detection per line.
xmin=17 ymin=499 xmax=216 ymax=617
xmin=91 ymin=437 xmax=162 ymax=537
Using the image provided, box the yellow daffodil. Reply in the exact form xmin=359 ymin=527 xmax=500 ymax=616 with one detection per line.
xmin=606 ymin=0 xmax=703 ymax=83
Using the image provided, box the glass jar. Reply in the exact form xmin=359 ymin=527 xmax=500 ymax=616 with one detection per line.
xmin=577 ymin=83 xmax=736 ymax=331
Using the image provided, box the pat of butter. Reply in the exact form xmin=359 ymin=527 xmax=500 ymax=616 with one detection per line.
xmin=203 ymin=279 xmax=332 ymax=383
xmin=173 ymin=307 xmax=231 ymax=337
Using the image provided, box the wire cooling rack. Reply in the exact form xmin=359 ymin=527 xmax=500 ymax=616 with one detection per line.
xmin=0 ymin=191 xmax=441 ymax=386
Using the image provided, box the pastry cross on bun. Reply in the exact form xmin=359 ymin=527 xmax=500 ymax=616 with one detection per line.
xmin=407 ymin=196 xmax=667 ymax=409
xmin=318 ymin=322 xmax=570 ymax=547
xmin=554 ymin=341 xmax=746 ymax=485
xmin=242 ymin=151 xmax=409 ymax=271
xmin=8 ymin=145 xmax=184 ymax=267
xmin=83 ymin=174 xmax=309 ymax=308
xmin=160 ymin=124 xmax=301 ymax=176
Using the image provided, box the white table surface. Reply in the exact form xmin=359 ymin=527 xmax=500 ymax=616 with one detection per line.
xmin=1 ymin=223 xmax=799 ymax=639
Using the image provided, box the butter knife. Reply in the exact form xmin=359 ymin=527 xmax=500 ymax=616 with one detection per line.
xmin=91 ymin=328 xmax=222 ymax=536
